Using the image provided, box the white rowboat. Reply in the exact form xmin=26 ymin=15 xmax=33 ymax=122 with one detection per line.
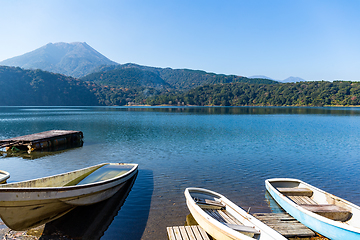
xmin=266 ymin=178 xmax=360 ymax=240
xmin=0 ymin=170 xmax=10 ymax=184
xmin=0 ymin=162 xmax=138 ymax=230
xmin=184 ymin=188 xmax=287 ymax=240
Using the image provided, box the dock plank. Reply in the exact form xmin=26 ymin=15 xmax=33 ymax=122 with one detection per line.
xmin=168 ymin=213 xmax=320 ymax=239
xmin=0 ymin=130 xmax=81 ymax=142
xmin=196 ymin=225 xmax=211 ymax=240
xmin=179 ymin=226 xmax=190 ymax=240
xmin=167 ymin=226 xmax=210 ymax=240
xmin=253 ymin=213 xmax=316 ymax=238
xmin=190 ymin=226 xmax=204 ymax=240
xmin=167 ymin=227 xmax=177 ymax=240
xmin=173 ymin=226 xmax=182 ymax=240
xmin=186 ymin=226 xmax=197 ymax=240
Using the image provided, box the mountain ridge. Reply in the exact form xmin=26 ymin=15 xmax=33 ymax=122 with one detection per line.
xmin=88 ymin=63 xmax=279 ymax=90
xmin=248 ymin=75 xmax=274 ymax=80
xmin=281 ymin=76 xmax=306 ymax=83
xmin=1 ymin=65 xmax=360 ymax=107
xmin=0 ymin=42 xmax=118 ymax=78
xmin=249 ymin=75 xmax=306 ymax=82
xmin=0 ymin=42 xmax=283 ymax=87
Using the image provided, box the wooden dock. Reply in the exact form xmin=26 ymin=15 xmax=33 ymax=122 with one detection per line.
xmin=0 ymin=130 xmax=83 ymax=152
xmin=253 ymin=212 xmax=316 ymax=238
xmin=168 ymin=213 xmax=323 ymax=240
xmin=167 ymin=225 xmax=210 ymax=240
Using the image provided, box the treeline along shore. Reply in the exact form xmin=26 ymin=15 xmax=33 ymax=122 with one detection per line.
xmin=145 ymin=81 xmax=360 ymax=107
xmin=1 ymin=65 xmax=360 ymax=107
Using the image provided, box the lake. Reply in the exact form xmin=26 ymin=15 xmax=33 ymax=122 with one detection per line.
xmin=1 ymin=106 xmax=360 ymax=239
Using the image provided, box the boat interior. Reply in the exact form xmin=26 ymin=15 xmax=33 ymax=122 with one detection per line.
xmin=193 ymin=196 xmax=261 ymax=238
xmin=276 ymin=186 xmax=353 ymax=222
xmin=64 ymin=164 xmax=132 ymax=186
xmin=0 ymin=163 xmax=135 ymax=189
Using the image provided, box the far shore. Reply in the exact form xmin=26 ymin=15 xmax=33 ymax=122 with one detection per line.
xmin=125 ymin=104 xmax=360 ymax=107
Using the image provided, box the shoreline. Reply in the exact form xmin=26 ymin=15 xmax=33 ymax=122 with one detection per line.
xmin=125 ymin=104 xmax=360 ymax=107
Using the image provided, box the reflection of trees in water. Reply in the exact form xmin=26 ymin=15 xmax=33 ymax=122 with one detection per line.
xmin=103 ymin=106 xmax=360 ymax=116
xmin=0 ymin=141 xmax=83 ymax=160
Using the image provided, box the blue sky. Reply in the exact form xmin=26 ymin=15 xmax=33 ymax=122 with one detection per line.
xmin=1 ymin=0 xmax=359 ymax=81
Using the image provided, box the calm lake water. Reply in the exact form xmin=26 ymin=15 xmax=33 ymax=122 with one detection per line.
xmin=1 ymin=106 xmax=360 ymax=239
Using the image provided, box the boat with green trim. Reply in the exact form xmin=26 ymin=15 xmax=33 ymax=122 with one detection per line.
xmin=0 ymin=163 xmax=138 ymax=230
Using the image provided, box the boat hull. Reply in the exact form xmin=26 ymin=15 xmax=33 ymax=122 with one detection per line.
xmin=186 ymin=197 xmax=238 ymax=240
xmin=266 ymin=178 xmax=360 ymax=240
xmin=0 ymin=163 xmax=138 ymax=230
xmin=0 ymin=199 xmax=75 ymax=231
xmin=0 ymin=170 xmax=10 ymax=184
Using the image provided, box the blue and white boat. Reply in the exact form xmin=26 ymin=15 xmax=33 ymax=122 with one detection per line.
xmin=266 ymin=178 xmax=360 ymax=240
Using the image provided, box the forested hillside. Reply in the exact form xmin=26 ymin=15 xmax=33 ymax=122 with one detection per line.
xmin=145 ymin=81 xmax=360 ymax=106
xmin=0 ymin=66 xmax=167 ymax=106
xmin=81 ymin=67 xmax=170 ymax=88
xmin=0 ymin=66 xmax=99 ymax=106
xmin=90 ymin=63 xmax=278 ymax=90
xmin=1 ymin=65 xmax=360 ymax=107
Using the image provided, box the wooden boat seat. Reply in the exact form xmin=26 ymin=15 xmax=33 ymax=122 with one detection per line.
xmin=278 ymin=187 xmax=318 ymax=207
xmin=277 ymin=188 xmax=352 ymax=222
xmin=288 ymin=195 xmax=317 ymax=205
xmin=224 ymin=223 xmax=261 ymax=235
xmin=300 ymin=204 xmax=352 ymax=222
xmin=204 ymin=209 xmax=260 ymax=237
xmin=277 ymin=187 xmax=313 ymax=197
xmin=194 ymin=198 xmax=225 ymax=209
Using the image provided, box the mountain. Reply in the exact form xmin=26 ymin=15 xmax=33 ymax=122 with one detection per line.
xmin=88 ymin=63 xmax=279 ymax=90
xmin=1 ymin=65 xmax=359 ymax=107
xmin=0 ymin=42 xmax=279 ymax=88
xmin=0 ymin=42 xmax=118 ymax=78
xmin=0 ymin=66 xmax=99 ymax=106
xmin=81 ymin=67 xmax=171 ymax=89
xmin=249 ymin=75 xmax=306 ymax=83
xmin=0 ymin=66 xmax=170 ymax=106
xmin=281 ymin=76 xmax=306 ymax=83
xmin=248 ymin=75 xmax=274 ymax=80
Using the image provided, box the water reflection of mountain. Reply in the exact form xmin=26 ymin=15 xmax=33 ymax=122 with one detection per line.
xmin=40 ymin=172 xmax=138 ymax=239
